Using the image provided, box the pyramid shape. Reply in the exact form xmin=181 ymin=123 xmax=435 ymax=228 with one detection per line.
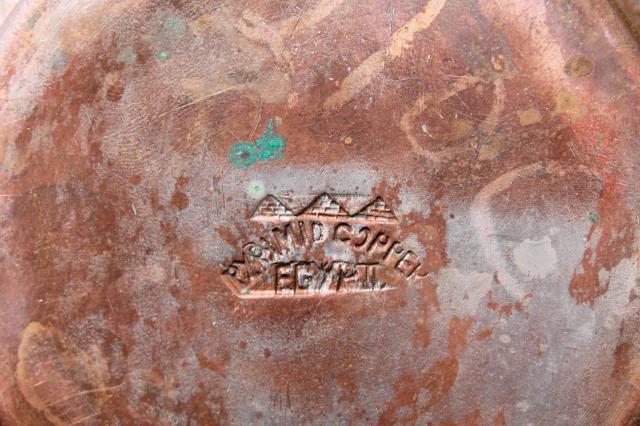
xmin=252 ymin=195 xmax=294 ymax=221
xmin=353 ymin=197 xmax=398 ymax=223
xmin=301 ymin=193 xmax=349 ymax=218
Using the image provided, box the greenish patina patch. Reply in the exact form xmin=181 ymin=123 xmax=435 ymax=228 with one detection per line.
xmin=246 ymin=180 xmax=266 ymax=199
xmin=588 ymin=212 xmax=599 ymax=224
xmin=163 ymin=15 xmax=187 ymax=35
xmin=116 ymin=46 xmax=137 ymax=64
xmin=228 ymin=120 xmax=286 ymax=169
xmin=157 ymin=50 xmax=170 ymax=61
xmin=228 ymin=142 xmax=258 ymax=169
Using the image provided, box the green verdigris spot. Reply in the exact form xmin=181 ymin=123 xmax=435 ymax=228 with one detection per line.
xmin=116 ymin=46 xmax=137 ymax=64
xmin=228 ymin=142 xmax=258 ymax=169
xmin=163 ymin=15 xmax=187 ymax=35
xmin=228 ymin=120 xmax=286 ymax=169
xmin=157 ymin=50 xmax=170 ymax=61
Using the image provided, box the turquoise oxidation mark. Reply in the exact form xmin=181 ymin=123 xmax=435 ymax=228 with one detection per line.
xmin=164 ymin=15 xmax=187 ymax=35
xmin=228 ymin=120 xmax=286 ymax=169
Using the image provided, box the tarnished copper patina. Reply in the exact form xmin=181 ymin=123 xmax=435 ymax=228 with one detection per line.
xmin=1 ymin=1 xmax=639 ymax=424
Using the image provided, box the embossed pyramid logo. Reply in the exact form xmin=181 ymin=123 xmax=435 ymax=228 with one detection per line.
xmin=223 ymin=193 xmax=428 ymax=298
xmin=299 ymin=193 xmax=349 ymax=219
xmin=251 ymin=194 xmax=295 ymax=222
xmin=353 ymin=197 xmax=399 ymax=223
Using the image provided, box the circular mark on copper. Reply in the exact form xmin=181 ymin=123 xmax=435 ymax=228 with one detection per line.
xmin=564 ymin=55 xmax=594 ymax=79
xmin=228 ymin=142 xmax=258 ymax=169
xmin=246 ymin=180 xmax=266 ymax=199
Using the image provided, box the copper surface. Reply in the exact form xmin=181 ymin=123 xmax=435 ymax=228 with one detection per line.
xmin=1 ymin=0 xmax=640 ymax=425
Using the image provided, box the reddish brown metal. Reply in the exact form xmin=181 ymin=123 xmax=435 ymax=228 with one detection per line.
xmin=1 ymin=1 xmax=639 ymax=425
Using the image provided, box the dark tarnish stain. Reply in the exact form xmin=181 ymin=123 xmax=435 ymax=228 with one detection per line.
xmin=130 ymin=174 xmax=142 ymax=185
xmin=612 ymin=320 xmax=636 ymax=384
xmin=569 ymin=177 xmax=635 ymax=305
xmin=214 ymin=226 xmax=238 ymax=250
xmin=171 ymin=175 xmax=190 ymax=210
xmin=612 ymin=341 xmax=632 ymax=382
xmin=494 ymin=409 xmax=507 ymax=425
xmin=564 ymin=55 xmax=594 ymax=79
xmin=606 ymin=318 xmax=640 ymax=425
xmin=171 ymin=191 xmax=189 ymax=210
xmin=476 ymin=328 xmax=493 ymax=340
xmin=106 ymin=81 xmax=125 ymax=102
xmin=378 ymin=317 xmax=474 ymax=424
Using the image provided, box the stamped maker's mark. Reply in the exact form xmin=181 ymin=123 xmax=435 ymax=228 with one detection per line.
xmin=222 ymin=193 xmax=428 ymax=298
